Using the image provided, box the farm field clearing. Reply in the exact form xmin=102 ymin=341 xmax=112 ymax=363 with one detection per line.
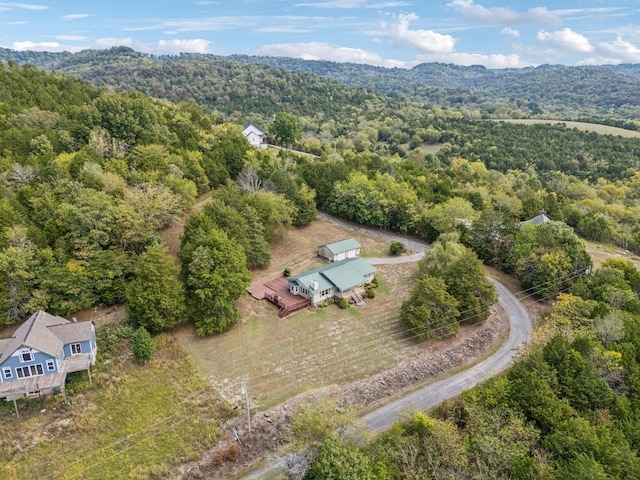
xmin=497 ymin=118 xmax=640 ymax=138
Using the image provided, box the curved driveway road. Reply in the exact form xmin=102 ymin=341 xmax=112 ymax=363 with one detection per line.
xmin=243 ymin=216 xmax=533 ymax=478
xmin=244 ymin=278 xmax=532 ymax=478
xmin=362 ymin=278 xmax=531 ymax=431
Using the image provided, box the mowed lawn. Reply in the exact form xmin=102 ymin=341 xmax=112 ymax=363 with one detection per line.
xmin=174 ymin=218 xmax=430 ymax=409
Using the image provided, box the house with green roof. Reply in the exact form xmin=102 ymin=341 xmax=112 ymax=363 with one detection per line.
xmin=318 ymin=238 xmax=361 ymax=262
xmin=287 ymin=257 xmax=376 ymax=306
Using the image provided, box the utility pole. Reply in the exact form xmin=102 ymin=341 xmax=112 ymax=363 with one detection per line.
xmin=241 ymin=380 xmax=251 ymax=434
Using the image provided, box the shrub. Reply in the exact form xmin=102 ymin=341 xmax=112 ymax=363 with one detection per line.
xmin=366 ymin=288 xmax=376 ymax=299
xmin=284 ymin=267 xmax=291 ymax=276
xmin=389 ymin=241 xmax=406 ymax=255
xmin=337 ymin=298 xmax=349 ymax=309
xmin=131 ymin=326 xmax=156 ymax=363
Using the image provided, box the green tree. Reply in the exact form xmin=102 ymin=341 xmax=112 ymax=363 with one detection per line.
xmin=507 ymin=221 xmax=591 ymax=297
xmin=401 ymin=275 xmax=460 ymax=339
xmin=420 ymin=233 xmax=497 ymax=325
xmin=126 ymin=243 xmax=186 ymax=333
xmin=389 ymin=241 xmax=406 ymax=256
xmin=270 ymin=112 xmax=302 ymax=147
xmin=179 ymin=214 xmax=251 ymax=335
xmin=131 ymin=326 xmax=156 ymax=363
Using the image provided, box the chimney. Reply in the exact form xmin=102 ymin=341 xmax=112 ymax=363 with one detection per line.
xmin=311 ymin=279 xmax=319 ymax=291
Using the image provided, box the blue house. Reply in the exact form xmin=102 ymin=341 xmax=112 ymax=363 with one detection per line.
xmin=0 ymin=310 xmax=97 ymax=403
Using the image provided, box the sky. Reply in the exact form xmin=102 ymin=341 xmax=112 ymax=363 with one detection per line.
xmin=1 ymin=1 xmax=640 ymax=69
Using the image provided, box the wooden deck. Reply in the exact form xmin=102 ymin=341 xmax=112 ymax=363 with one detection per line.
xmin=0 ymin=353 xmax=94 ymax=401
xmin=247 ymin=275 xmax=310 ymax=317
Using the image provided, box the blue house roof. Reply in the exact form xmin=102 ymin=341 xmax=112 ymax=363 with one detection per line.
xmin=0 ymin=311 xmax=93 ymax=366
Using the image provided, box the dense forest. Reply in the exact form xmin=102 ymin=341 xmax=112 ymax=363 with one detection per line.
xmin=5 ymin=47 xmax=640 ymax=124
xmin=5 ymin=48 xmax=640 ymax=478
xmin=0 ymin=62 xmax=313 ymax=335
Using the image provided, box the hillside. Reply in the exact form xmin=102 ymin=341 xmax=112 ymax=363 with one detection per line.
xmin=5 ymin=48 xmax=640 ymax=479
xmin=4 ymin=47 xmax=640 ymax=125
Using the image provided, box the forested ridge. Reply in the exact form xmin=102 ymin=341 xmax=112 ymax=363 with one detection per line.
xmin=5 ymin=48 xmax=640 ymax=478
xmin=5 ymin=47 xmax=640 ymax=123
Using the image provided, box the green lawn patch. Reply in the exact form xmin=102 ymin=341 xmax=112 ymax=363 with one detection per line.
xmin=1 ymin=334 xmax=229 ymax=480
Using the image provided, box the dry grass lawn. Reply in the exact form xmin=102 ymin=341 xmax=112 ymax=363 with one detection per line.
xmin=497 ymin=119 xmax=640 ymax=138
xmin=0 ymin=335 xmax=227 ymax=480
xmin=174 ymin=218 xmax=431 ymax=409
xmin=585 ymin=239 xmax=640 ymax=270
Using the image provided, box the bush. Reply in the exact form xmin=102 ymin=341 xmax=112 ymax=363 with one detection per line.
xmin=389 ymin=241 xmax=406 ymax=255
xmin=366 ymin=288 xmax=376 ymax=299
xmin=284 ymin=267 xmax=291 ymax=276
xmin=131 ymin=326 xmax=156 ymax=363
xmin=337 ymin=298 xmax=349 ymax=309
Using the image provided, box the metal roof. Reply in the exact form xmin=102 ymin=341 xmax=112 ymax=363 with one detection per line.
xmin=321 ymin=238 xmax=361 ymax=255
xmin=289 ymin=257 xmax=375 ymax=292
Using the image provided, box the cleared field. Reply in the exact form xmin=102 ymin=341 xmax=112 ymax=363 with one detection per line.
xmin=585 ymin=239 xmax=640 ymax=269
xmin=498 ymin=119 xmax=640 ymax=138
xmin=0 ymin=334 xmax=227 ymax=480
xmin=174 ymin=218 xmax=431 ymax=410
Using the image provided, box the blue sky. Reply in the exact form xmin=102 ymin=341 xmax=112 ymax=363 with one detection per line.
xmin=1 ymin=1 xmax=639 ymax=69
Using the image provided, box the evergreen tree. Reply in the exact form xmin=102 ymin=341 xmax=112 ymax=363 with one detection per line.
xmin=131 ymin=326 xmax=156 ymax=363
xmin=401 ymin=275 xmax=460 ymax=339
xmin=126 ymin=243 xmax=186 ymax=333
xmin=179 ymin=214 xmax=251 ymax=335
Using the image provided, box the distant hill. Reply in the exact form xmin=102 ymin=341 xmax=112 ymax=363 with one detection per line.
xmin=2 ymin=47 xmax=640 ymax=125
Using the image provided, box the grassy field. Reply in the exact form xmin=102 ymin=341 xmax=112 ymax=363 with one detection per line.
xmin=174 ymin=218 xmax=431 ymax=409
xmin=497 ymin=119 xmax=640 ymax=138
xmin=0 ymin=334 xmax=229 ymax=480
xmin=585 ymin=239 xmax=640 ymax=269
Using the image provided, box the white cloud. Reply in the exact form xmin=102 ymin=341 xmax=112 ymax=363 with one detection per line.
xmin=256 ymin=26 xmax=311 ymax=33
xmin=156 ymin=38 xmax=211 ymax=54
xmin=3 ymin=20 xmax=27 ymax=25
xmin=9 ymin=40 xmax=81 ymax=52
xmin=0 ymin=2 xmax=47 ymax=10
xmin=597 ymin=36 xmax=640 ymax=63
xmin=258 ymin=41 xmax=407 ymax=67
xmin=416 ymin=51 xmax=529 ymax=69
xmin=92 ymin=37 xmax=138 ymax=49
xmin=61 ymin=13 xmax=90 ymax=21
xmin=537 ymin=28 xmax=594 ymax=53
xmin=448 ymin=0 xmax=560 ymax=25
xmin=381 ymin=13 xmax=455 ymax=53
xmin=500 ymin=27 xmax=519 ymax=37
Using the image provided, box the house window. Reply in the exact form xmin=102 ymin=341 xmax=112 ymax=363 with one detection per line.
xmin=20 ymin=348 xmax=33 ymax=362
xmin=2 ymin=367 xmax=12 ymax=379
xmin=16 ymin=364 xmax=44 ymax=378
xmin=46 ymin=359 xmax=55 ymax=371
xmin=320 ymin=289 xmax=331 ymax=297
xmin=70 ymin=343 xmax=82 ymax=355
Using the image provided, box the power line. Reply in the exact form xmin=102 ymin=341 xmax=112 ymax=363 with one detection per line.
xmin=242 ymin=268 xmax=588 ymax=398
xmin=43 ymin=267 xmax=589 ymax=479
